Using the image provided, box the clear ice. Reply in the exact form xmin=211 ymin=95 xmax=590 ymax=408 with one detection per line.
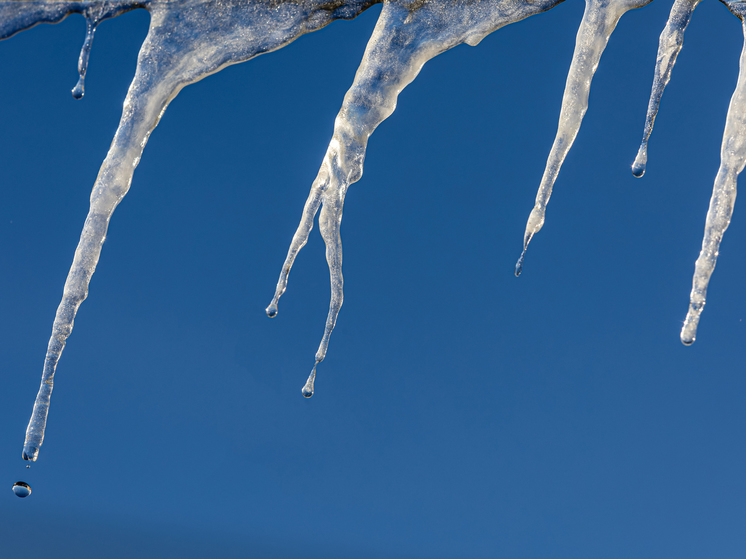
xmin=516 ymin=0 xmax=653 ymax=275
xmin=1 ymin=0 xmax=745 ymax=461
xmin=632 ymin=0 xmax=702 ymax=178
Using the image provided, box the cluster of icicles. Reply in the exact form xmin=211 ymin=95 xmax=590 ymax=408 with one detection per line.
xmin=1 ymin=0 xmax=744 ymax=463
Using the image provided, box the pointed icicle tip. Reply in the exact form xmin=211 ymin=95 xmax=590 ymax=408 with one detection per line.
xmin=515 ymin=250 xmax=526 ymax=277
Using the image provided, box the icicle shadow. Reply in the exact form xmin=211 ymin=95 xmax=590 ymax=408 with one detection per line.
xmin=20 ymin=0 xmax=379 ymax=462
xmin=267 ymin=0 xmax=568 ymax=397
xmin=680 ymin=0 xmax=746 ymax=345
xmin=632 ymin=0 xmax=702 ymax=178
xmin=515 ymin=0 xmax=653 ymax=276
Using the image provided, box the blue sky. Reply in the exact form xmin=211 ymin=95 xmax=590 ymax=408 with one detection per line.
xmin=1 ymin=1 xmax=745 ymax=557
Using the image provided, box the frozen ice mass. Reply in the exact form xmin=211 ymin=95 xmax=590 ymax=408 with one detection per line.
xmin=1 ymin=0 xmax=745 ymax=462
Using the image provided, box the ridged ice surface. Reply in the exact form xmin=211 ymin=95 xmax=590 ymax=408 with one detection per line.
xmin=2 ymin=0 xmax=746 ymax=462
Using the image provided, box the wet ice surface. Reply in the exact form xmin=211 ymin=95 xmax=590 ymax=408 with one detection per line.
xmin=630 ymin=0 xmax=746 ymax=344
xmin=679 ymin=1 xmax=746 ymax=344
xmin=516 ymin=0 xmax=654 ymax=274
xmin=632 ymin=0 xmax=702 ymax=178
xmin=6 ymin=0 xmax=380 ymax=461
xmin=0 ymin=0 xmax=745 ymax=461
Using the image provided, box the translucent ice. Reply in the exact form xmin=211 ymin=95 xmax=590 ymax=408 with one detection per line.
xmin=6 ymin=0 xmax=379 ymax=461
xmin=2 ymin=0 xmax=746 ymax=462
xmin=632 ymin=0 xmax=702 ymax=178
xmin=516 ymin=0 xmax=653 ymax=275
xmin=267 ymin=0 xmax=569 ymax=395
xmin=680 ymin=0 xmax=746 ymax=344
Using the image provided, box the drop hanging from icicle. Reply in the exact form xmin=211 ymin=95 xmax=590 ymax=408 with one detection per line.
xmin=72 ymin=11 xmax=101 ymax=100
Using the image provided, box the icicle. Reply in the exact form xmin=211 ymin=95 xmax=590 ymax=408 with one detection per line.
xmin=681 ymin=5 xmax=746 ymax=345
xmin=632 ymin=0 xmax=702 ymax=178
xmin=72 ymin=10 xmax=102 ymax=100
xmin=268 ymin=0 xmax=572 ymax=395
xmin=21 ymin=0 xmax=378 ymax=461
xmin=516 ymin=0 xmax=653 ymax=276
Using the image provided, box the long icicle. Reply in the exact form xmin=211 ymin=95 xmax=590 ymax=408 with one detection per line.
xmin=22 ymin=0 xmax=381 ymax=460
xmin=516 ymin=0 xmax=652 ymax=276
xmin=681 ymin=11 xmax=746 ymax=345
xmin=22 ymin=35 xmax=183 ymax=463
xmin=632 ymin=0 xmax=702 ymax=177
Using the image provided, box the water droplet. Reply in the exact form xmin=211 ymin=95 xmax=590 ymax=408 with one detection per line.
xmin=265 ymin=303 xmax=278 ymax=318
xmin=12 ymin=482 xmax=31 ymax=498
xmin=72 ymin=76 xmax=85 ymax=100
xmin=72 ymin=14 xmax=97 ymax=100
xmin=25 ymin=465 xmax=30 ymax=469
xmin=632 ymin=145 xmax=647 ymax=178
xmin=302 ymin=365 xmax=316 ymax=398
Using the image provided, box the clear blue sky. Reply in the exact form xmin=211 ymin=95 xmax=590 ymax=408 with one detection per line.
xmin=1 ymin=1 xmax=745 ymax=557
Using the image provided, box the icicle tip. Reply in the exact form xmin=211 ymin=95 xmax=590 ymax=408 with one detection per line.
xmin=22 ymin=445 xmax=38 ymax=462
xmin=72 ymin=76 xmax=85 ymax=100
xmin=302 ymin=365 xmax=317 ymax=398
xmin=265 ymin=303 xmax=278 ymax=318
xmin=515 ymin=249 xmax=526 ymax=277
xmin=632 ymin=145 xmax=647 ymax=178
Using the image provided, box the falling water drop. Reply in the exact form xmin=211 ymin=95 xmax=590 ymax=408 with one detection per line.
xmin=26 ymin=464 xmax=30 ymax=469
xmin=12 ymin=481 xmax=31 ymax=498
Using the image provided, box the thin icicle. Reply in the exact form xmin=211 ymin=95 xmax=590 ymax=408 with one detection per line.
xmin=21 ymin=0 xmax=378 ymax=461
xmin=268 ymin=0 xmax=567 ymax=396
xmin=632 ymin=0 xmax=701 ymax=177
xmin=72 ymin=8 xmax=104 ymax=100
xmin=681 ymin=5 xmax=746 ymax=345
xmin=516 ymin=0 xmax=653 ymax=276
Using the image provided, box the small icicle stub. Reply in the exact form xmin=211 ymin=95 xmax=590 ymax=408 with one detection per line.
xmin=0 ymin=0 xmax=744 ymax=462
xmin=72 ymin=6 xmax=104 ymax=99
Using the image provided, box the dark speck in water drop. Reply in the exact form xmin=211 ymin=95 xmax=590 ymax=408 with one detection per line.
xmin=12 ymin=481 xmax=31 ymax=498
